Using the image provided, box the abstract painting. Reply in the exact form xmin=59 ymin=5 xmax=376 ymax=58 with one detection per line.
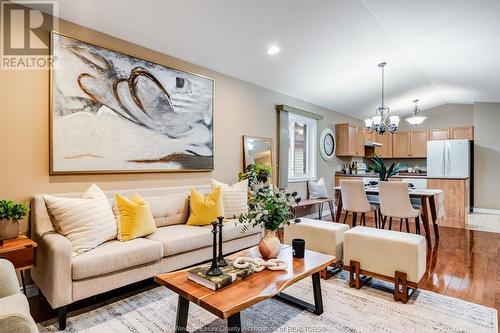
xmin=50 ymin=32 xmax=214 ymax=174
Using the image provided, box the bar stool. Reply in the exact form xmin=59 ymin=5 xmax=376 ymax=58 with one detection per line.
xmin=379 ymin=181 xmax=422 ymax=234
xmin=340 ymin=180 xmax=379 ymax=228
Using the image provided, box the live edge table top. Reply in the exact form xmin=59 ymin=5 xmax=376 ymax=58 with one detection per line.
xmin=154 ymin=246 xmax=335 ymax=319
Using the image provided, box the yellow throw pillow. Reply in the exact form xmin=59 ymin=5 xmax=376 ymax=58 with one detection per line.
xmin=115 ymin=193 xmax=157 ymax=241
xmin=187 ymin=187 xmax=225 ymax=226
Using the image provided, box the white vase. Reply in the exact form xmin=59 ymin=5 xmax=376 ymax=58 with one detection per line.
xmin=258 ymin=229 xmax=281 ymax=259
xmin=0 ymin=219 xmax=20 ymax=240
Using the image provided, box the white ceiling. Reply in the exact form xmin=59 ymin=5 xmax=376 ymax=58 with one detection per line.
xmin=48 ymin=0 xmax=500 ymax=120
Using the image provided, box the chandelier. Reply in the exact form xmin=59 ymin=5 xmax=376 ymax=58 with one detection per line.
xmin=406 ymin=99 xmax=427 ymax=125
xmin=364 ymin=62 xmax=399 ymax=134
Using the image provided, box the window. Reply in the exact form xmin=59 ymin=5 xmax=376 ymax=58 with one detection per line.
xmin=288 ymin=113 xmax=317 ymax=181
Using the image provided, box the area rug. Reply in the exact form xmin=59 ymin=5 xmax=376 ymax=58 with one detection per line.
xmin=38 ymin=273 xmax=497 ymax=333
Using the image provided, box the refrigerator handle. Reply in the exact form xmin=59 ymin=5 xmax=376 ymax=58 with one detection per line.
xmin=441 ymin=142 xmax=446 ymax=176
xmin=444 ymin=142 xmax=451 ymax=176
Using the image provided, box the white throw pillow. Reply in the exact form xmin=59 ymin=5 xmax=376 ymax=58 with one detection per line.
xmin=210 ymin=179 xmax=248 ymax=219
xmin=44 ymin=184 xmax=117 ymax=255
xmin=308 ymin=178 xmax=328 ymax=199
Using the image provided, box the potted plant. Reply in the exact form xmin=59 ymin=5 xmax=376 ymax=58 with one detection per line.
xmin=370 ymin=156 xmax=402 ymax=181
xmin=0 ymin=199 xmax=29 ymax=241
xmin=238 ymin=163 xmax=272 ymax=190
xmin=239 ymin=186 xmax=300 ymax=259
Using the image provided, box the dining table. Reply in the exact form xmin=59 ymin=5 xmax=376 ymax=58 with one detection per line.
xmin=333 ymin=186 xmax=444 ymax=248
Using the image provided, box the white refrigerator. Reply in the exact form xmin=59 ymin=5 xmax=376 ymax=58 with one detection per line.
xmin=427 ymin=139 xmax=474 ymax=211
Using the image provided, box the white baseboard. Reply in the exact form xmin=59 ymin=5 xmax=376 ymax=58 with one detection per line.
xmin=473 ymin=208 xmax=500 ymax=215
xmin=20 ymin=284 xmax=39 ymax=298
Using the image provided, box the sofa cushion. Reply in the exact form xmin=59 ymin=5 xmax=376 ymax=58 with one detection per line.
xmin=115 ymin=193 xmax=157 ymax=241
xmin=146 ymin=225 xmax=213 ymax=256
xmin=44 ymin=184 xmax=118 ymax=255
xmin=72 ymin=238 xmax=163 ymax=280
xmin=202 ymin=219 xmax=262 ymax=242
xmin=210 ymin=179 xmax=248 ymax=219
xmin=144 ymin=193 xmax=190 ymax=227
xmin=186 ymin=187 xmax=224 ymax=226
xmin=112 ymin=192 xmax=191 ymax=228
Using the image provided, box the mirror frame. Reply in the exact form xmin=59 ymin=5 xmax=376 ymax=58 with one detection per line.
xmin=242 ymin=135 xmax=274 ymax=172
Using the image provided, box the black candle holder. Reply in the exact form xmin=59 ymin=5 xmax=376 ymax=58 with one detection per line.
xmin=206 ymin=221 xmax=223 ymax=276
xmin=216 ymin=216 xmax=228 ymax=267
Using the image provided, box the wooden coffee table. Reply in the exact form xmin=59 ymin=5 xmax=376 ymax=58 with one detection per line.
xmin=155 ymin=245 xmax=335 ymax=333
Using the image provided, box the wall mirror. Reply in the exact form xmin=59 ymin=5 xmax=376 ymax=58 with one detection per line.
xmin=243 ymin=135 xmax=274 ymax=183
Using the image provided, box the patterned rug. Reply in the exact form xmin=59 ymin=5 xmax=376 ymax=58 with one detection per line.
xmin=38 ymin=273 xmax=497 ymax=333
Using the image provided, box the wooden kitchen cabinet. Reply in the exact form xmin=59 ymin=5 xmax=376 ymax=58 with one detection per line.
xmin=451 ymin=126 xmax=474 ymax=140
xmin=335 ymin=123 xmax=364 ymax=157
xmin=409 ymin=130 xmax=429 ymax=157
xmin=392 ymin=131 xmax=411 ymax=157
xmin=366 ymin=132 xmax=393 ymax=158
xmin=356 ymin=126 xmax=364 ymax=156
xmin=429 ymin=128 xmax=451 ymax=140
xmin=427 ymin=178 xmax=468 ymax=228
xmin=392 ymin=130 xmax=428 ymax=158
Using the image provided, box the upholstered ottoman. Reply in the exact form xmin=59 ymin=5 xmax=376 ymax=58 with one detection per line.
xmin=343 ymin=226 xmax=427 ymax=303
xmin=284 ymin=218 xmax=349 ymax=278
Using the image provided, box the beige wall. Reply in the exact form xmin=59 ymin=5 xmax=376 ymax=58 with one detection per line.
xmin=397 ymin=103 xmax=474 ymax=131
xmin=0 ymin=15 xmax=358 ymax=232
xmin=473 ymin=102 xmax=500 ymax=210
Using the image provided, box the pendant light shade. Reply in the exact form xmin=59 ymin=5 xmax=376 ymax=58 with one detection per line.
xmin=406 ymin=99 xmax=427 ymax=125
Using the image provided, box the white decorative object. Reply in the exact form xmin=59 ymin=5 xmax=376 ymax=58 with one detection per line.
xmin=319 ymin=128 xmax=335 ymax=161
xmin=43 ymin=184 xmax=117 ymax=255
xmin=233 ymin=257 xmax=288 ymax=271
xmin=307 ymin=178 xmax=328 ymax=199
xmin=210 ymin=179 xmax=248 ymax=218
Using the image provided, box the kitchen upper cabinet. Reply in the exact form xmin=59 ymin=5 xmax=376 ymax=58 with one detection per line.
xmin=451 ymin=126 xmax=474 ymax=140
xmin=392 ymin=132 xmax=411 ymax=157
xmin=392 ymin=130 xmax=429 ymax=158
xmin=356 ymin=126 xmax=365 ymax=156
xmin=364 ymin=131 xmax=392 ymax=158
xmin=335 ymin=123 xmax=364 ymax=157
xmin=429 ymin=128 xmax=451 ymax=141
xmin=409 ymin=130 xmax=429 ymax=157
xmin=374 ymin=132 xmax=393 ymax=158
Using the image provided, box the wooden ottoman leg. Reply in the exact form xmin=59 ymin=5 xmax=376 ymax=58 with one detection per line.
xmin=321 ymin=261 xmax=343 ymax=280
xmin=394 ymin=271 xmax=408 ymax=303
xmin=320 ymin=267 xmax=329 ymax=280
xmin=348 ymin=260 xmax=361 ymax=289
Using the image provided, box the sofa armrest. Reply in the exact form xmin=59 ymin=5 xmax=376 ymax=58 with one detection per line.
xmin=31 ymin=231 xmax=73 ymax=309
xmin=0 ymin=293 xmax=38 ymax=333
xmin=0 ymin=260 xmax=20 ymax=298
xmin=30 ymin=195 xmax=73 ymax=308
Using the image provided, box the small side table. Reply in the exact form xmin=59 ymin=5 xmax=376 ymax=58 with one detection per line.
xmin=0 ymin=235 xmax=37 ymax=294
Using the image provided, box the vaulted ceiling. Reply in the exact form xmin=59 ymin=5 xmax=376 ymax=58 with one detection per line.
xmin=50 ymin=0 xmax=500 ymax=120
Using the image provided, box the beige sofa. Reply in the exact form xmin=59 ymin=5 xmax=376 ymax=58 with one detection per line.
xmin=31 ymin=185 xmax=261 ymax=329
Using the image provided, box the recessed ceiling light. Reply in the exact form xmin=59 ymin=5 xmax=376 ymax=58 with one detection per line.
xmin=266 ymin=45 xmax=280 ymax=55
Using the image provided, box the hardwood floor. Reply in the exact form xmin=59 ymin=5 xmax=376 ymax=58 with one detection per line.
xmin=339 ymin=213 xmax=500 ymax=322
xmin=28 ymin=216 xmax=500 ymax=325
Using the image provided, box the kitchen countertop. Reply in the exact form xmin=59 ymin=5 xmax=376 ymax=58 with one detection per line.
xmin=335 ymin=172 xmax=469 ymax=180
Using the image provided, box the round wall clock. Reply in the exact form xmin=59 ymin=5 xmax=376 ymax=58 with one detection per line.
xmin=320 ymin=128 xmax=335 ymax=161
